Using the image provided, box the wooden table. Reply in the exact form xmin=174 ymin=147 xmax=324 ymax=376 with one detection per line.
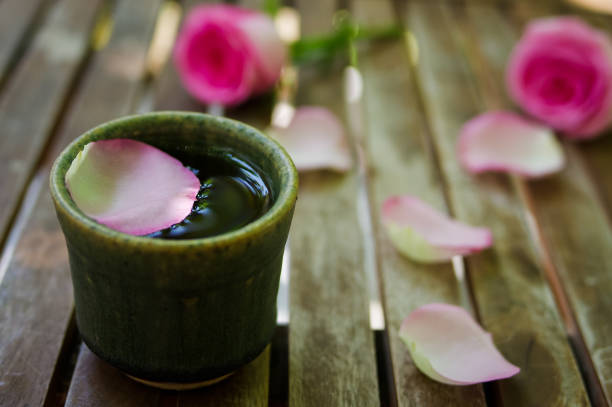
xmin=1 ymin=0 xmax=612 ymax=405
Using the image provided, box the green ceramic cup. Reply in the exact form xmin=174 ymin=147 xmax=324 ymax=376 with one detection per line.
xmin=50 ymin=112 xmax=298 ymax=389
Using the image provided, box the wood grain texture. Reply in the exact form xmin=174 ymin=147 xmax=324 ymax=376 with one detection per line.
xmin=460 ymin=3 xmax=612 ymax=403
xmin=0 ymin=0 xmax=48 ymax=83
xmin=0 ymin=1 xmax=105 ymax=406
xmin=177 ymin=347 xmax=270 ymax=407
xmin=0 ymin=1 xmax=161 ymax=406
xmin=65 ymin=345 xmax=270 ymax=407
xmin=287 ymin=2 xmax=380 ymax=406
xmin=65 ymin=345 xmax=160 ymax=407
xmin=403 ymin=2 xmax=590 ymax=405
xmin=353 ymin=0 xmax=487 ymax=405
xmin=151 ymin=0 xmax=207 ymax=113
xmin=0 ymin=0 xmax=103 ymax=243
xmin=114 ymin=0 xmax=271 ymax=406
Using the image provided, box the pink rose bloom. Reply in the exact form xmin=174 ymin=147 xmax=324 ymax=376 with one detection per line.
xmin=174 ymin=5 xmax=286 ymax=106
xmin=507 ymin=17 xmax=612 ymax=139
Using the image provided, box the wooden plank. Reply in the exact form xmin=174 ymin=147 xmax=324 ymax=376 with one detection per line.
xmin=51 ymin=2 xmax=161 ymax=405
xmin=65 ymin=345 xmax=160 ymax=407
xmin=352 ymin=0 xmax=487 ymax=405
xmin=556 ymin=9 xmax=612 ymax=219
xmin=460 ymin=3 xmax=612 ymax=403
xmin=0 ymin=1 xmax=105 ymax=406
xmin=0 ymin=0 xmax=48 ymax=83
xmin=403 ymin=2 xmax=590 ymax=405
xmin=0 ymin=0 xmax=160 ymax=406
xmin=65 ymin=345 xmax=270 ymax=407
xmin=287 ymin=1 xmax=380 ymax=405
xmin=144 ymin=1 xmax=274 ymax=405
xmin=151 ymin=0 xmax=205 ymax=113
xmin=178 ymin=347 xmax=270 ymax=407
xmin=0 ymin=0 xmax=103 ymax=244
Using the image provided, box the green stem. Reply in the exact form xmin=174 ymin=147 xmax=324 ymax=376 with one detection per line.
xmin=290 ymin=23 xmax=402 ymax=66
xmin=263 ymin=0 xmax=280 ymax=17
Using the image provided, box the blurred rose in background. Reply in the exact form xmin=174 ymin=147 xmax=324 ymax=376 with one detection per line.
xmin=173 ymin=5 xmax=286 ymax=107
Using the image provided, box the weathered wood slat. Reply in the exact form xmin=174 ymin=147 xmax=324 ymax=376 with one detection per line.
xmin=55 ymin=4 xmax=167 ymax=407
xmin=0 ymin=0 xmax=48 ymax=83
xmin=556 ymin=8 xmax=612 ymax=219
xmin=0 ymin=0 xmax=161 ymax=405
xmin=288 ymin=1 xmax=380 ymax=405
xmin=65 ymin=345 xmax=160 ymax=407
xmin=353 ymin=0 xmax=487 ymax=405
xmin=177 ymin=347 xmax=270 ymax=407
xmin=145 ymin=1 xmax=274 ymax=405
xmin=459 ymin=3 xmax=612 ymax=403
xmin=402 ymin=2 xmax=590 ymax=405
xmin=0 ymin=0 xmax=104 ymax=244
xmin=0 ymin=1 xmax=106 ymax=406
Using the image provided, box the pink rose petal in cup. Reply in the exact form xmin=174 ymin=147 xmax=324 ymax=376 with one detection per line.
xmin=267 ymin=106 xmax=352 ymax=172
xmin=399 ymin=303 xmax=520 ymax=385
xmin=381 ymin=196 xmax=492 ymax=263
xmin=65 ymin=139 xmax=200 ymax=235
xmin=458 ymin=111 xmax=565 ymax=178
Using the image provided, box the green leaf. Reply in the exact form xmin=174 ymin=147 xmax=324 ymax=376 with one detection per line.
xmin=263 ymin=0 xmax=280 ymax=17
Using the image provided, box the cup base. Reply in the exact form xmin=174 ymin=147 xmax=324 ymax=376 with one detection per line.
xmin=126 ymin=371 xmax=235 ymax=390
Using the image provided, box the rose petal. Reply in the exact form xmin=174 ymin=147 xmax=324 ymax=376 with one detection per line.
xmin=399 ymin=303 xmax=520 ymax=385
xmin=239 ymin=13 xmax=286 ymax=92
xmin=65 ymin=139 xmax=200 ymax=235
xmin=381 ymin=196 xmax=492 ymax=263
xmin=267 ymin=106 xmax=352 ymax=172
xmin=458 ymin=111 xmax=565 ymax=177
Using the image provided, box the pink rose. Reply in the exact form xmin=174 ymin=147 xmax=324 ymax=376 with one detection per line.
xmin=173 ymin=5 xmax=286 ymax=106
xmin=507 ymin=17 xmax=612 ymax=139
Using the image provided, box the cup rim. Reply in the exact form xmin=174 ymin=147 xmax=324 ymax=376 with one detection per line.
xmin=50 ymin=111 xmax=298 ymax=248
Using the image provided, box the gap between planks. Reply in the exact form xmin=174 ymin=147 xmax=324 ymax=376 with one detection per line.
xmin=0 ymin=0 xmax=111 ymax=288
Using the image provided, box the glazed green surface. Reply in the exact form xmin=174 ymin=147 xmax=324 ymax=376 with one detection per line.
xmin=50 ymin=112 xmax=297 ymax=382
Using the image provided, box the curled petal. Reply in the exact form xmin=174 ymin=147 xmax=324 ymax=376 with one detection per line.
xmin=458 ymin=111 xmax=565 ymax=178
xmin=65 ymin=139 xmax=200 ymax=235
xmin=399 ymin=303 xmax=520 ymax=385
xmin=267 ymin=106 xmax=352 ymax=172
xmin=381 ymin=196 xmax=492 ymax=263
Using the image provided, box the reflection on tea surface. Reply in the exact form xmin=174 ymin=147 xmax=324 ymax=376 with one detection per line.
xmin=147 ymin=152 xmax=272 ymax=239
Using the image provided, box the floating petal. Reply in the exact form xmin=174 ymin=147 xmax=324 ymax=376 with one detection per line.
xmin=65 ymin=139 xmax=200 ymax=235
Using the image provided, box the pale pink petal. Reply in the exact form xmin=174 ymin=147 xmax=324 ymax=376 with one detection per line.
xmin=267 ymin=106 xmax=352 ymax=172
xmin=381 ymin=196 xmax=492 ymax=263
xmin=65 ymin=139 xmax=200 ymax=235
xmin=239 ymin=13 xmax=287 ymax=93
xmin=458 ymin=111 xmax=565 ymax=177
xmin=399 ymin=303 xmax=520 ymax=385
